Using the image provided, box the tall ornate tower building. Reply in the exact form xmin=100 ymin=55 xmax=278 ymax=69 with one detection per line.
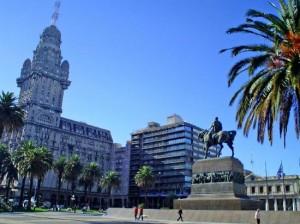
xmin=17 ymin=25 xmax=70 ymax=128
xmin=1 ymin=23 xmax=114 ymax=204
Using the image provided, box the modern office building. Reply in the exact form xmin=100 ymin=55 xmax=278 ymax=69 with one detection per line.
xmin=245 ymin=172 xmax=300 ymax=211
xmin=110 ymin=142 xmax=131 ymax=207
xmin=0 ymin=23 xmax=114 ymax=206
xmin=129 ymin=114 xmax=216 ymax=208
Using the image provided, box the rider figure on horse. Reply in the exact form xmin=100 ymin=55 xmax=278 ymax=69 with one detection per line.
xmin=209 ymin=117 xmax=223 ymax=142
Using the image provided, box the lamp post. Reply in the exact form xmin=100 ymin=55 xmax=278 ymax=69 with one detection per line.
xmin=71 ymin=194 xmax=76 ymax=213
xmin=158 ymin=172 xmax=161 ymax=209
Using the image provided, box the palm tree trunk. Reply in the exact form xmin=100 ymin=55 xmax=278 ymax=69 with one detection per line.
xmin=0 ymin=125 xmax=3 ymax=139
xmin=27 ymin=175 xmax=34 ymax=210
xmin=84 ymin=184 xmax=88 ymax=204
xmin=56 ymin=177 xmax=62 ymax=206
xmin=88 ymin=185 xmax=92 ymax=207
xmin=109 ymin=187 xmax=112 ymax=208
xmin=144 ymin=188 xmax=147 ymax=208
xmin=5 ymin=178 xmax=12 ymax=203
xmin=19 ymin=176 xmax=26 ymax=208
xmin=36 ymin=178 xmax=42 ymax=207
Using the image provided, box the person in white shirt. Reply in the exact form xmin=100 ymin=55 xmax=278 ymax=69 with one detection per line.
xmin=254 ymin=209 xmax=261 ymax=224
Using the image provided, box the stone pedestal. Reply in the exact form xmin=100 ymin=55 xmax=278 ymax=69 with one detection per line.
xmin=174 ymin=157 xmax=262 ymax=210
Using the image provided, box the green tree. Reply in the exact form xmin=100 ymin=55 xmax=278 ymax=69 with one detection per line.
xmin=4 ymin=158 xmax=18 ymax=203
xmin=53 ymin=156 xmax=67 ymax=206
xmin=0 ymin=91 xmax=24 ymax=138
xmin=33 ymin=146 xmax=53 ymax=207
xmin=13 ymin=141 xmax=35 ymax=208
xmin=134 ymin=165 xmax=154 ymax=208
xmin=64 ymin=154 xmax=82 ymax=194
xmin=14 ymin=142 xmax=53 ymax=210
xmin=0 ymin=144 xmax=18 ymax=202
xmin=100 ymin=171 xmax=120 ymax=207
xmin=0 ymin=144 xmax=11 ymax=183
xmin=221 ymin=0 xmax=300 ymax=146
xmin=79 ymin=162 xmax=101 ymax=206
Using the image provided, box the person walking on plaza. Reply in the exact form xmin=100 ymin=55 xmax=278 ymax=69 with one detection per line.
xmin=254 ymin=208 xmax=261 ymax=224
xmin=134 ymin=206 xmax=138 ymax=220
xmin=177 ymin=207 xmax=183 ymax=222
xmin=138 ymin=206 xmax=144 ymax=221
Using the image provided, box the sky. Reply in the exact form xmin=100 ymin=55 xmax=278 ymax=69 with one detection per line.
xmin=0 ymin=0 xmax=299 ymax=176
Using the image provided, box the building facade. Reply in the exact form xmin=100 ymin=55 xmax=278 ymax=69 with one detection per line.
xmin=110 ymin=142 xmax=131 ymax=207
xmin=245 ymin=173 xmax=300 ymax=211
xmin=129 ymin=114 xmax=216 ymax=208
xmin=1 ymin=25 xmax=114 ymax=206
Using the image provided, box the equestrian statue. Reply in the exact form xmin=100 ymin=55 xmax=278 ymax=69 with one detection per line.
xmin=198 ymin=117 xmax=236 ymax=159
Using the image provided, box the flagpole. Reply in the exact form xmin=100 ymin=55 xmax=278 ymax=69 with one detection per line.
xmin=281 ymin=161 xmax=286 ymax=211
xmin=264 ymin=160 xmax=269 ymax=211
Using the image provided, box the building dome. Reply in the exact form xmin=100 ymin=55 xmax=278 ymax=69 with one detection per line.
xmin=41 ymin=25 xmax=61 ymax=43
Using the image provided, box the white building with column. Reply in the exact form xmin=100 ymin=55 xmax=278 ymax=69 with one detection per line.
xmin=245 ymin=172 xmax=300 ymax=211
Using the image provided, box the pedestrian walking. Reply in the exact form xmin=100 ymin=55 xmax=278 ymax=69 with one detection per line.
xmin=177 ymin=207 xmax=183 ymax=222
xmin=134 ymin=206 xmax=138 ymax=220
xmin=254 ymin=208 xmax=261 ymax=224
xmin=138 ymin=206 xmax=144 ymax=221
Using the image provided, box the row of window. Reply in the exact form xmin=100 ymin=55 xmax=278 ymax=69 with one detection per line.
xmin=143 ymin=132 xmax=192 ymax=144
xmin=144 ymin=144 xmax=193 ymax=154
xmin=142 ymin=126 xmax=192 ymax=138
xmin=249 ymin=185 xmax=291 ymax=194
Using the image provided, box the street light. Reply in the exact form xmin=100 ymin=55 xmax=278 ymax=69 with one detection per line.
xmin=158 ymin=172 xmax=161 ymax=209
xmin=71 ymin=194 xmax=76 ymax=213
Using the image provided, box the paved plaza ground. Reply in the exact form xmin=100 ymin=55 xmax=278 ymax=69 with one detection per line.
xmin=0 ymin=212 xmax=241 ymax=224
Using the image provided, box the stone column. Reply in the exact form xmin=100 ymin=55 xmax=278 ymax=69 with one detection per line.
xmin=265 ymin=199 xmax=269 ymax=211
xmin=283 ymin=198 xmax=286 ymax=211
xmin=274 ymin=198 xmax=278 ymax=211
xmin=297 ymin=198 xmax=300 ymax=211
xmin=292 ymin=198 xmax=296 ymax=211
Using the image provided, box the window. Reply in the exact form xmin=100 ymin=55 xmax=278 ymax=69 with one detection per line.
xmin=285 ymin=185 xmax=290 ymax=192
xmin=259 ymin=186 xmax=264 ymax=194
xmin=276 ymin=185 xmax=281 ymax=193
xmin=251 ymin=186 xmax=255 ymax=194
xmin=268 ymin=186 xmax=272 ymax=193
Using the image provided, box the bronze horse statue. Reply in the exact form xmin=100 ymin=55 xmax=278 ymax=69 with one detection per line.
xmin=198 ymin=130 xmax=236 ymax=159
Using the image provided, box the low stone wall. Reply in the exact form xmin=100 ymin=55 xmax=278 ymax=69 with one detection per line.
xmin=107 ymin=208 xmax=300 ymax=224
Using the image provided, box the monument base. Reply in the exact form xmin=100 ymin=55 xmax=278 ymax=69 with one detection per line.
xmin=174 ymin=197 xmax=262 ymax=210
xmin=174 ymin=157 xmax=263 ymax=210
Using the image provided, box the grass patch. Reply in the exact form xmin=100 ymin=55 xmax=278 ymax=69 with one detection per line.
xmin=13 ymin=207 xmax=49 ymax=212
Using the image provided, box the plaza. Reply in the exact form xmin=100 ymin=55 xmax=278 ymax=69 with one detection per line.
xmin=0 ymin=212 xmax=239 ymax=224
xmin=1 ymin=0 xmax=300 ymax=223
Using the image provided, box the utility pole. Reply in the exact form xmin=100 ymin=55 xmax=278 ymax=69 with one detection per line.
xmin=264 ymin=161 xmax=269 ymax=211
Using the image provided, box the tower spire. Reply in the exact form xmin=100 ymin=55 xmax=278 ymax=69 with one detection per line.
xmin=51 ymin=0 xmax=61 ymax=25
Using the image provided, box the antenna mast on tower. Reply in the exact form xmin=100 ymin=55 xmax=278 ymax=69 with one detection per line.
xmin=51 ymin=0 xmax=61 ymax=25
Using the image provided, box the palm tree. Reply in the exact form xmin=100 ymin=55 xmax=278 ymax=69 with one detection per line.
xmin=33 ymin=146 xmax=53 ymax=207
xmin=0 ymin=144 xmax=10 ymax=183
xmin=79 ymin=162 xmax=101 ymax=206
xmin=64 ymin=154 xmax=82 ymax=194
xmin=4 ymin=158 xmax=18 ymax=203
xmin=100 ymin=171 xmax=120 ymax=207
xmin=53 ymin=156 xmax=67 ymax=206
xmin=221 ymin=0 xmax=300 ymax=146
xmin=0 ymin=144 xmax=18 ymax=202
xmin=134 ymin=165 xmax=154 ymax=208
xmin=0 ymin=91 xmax=24 ymax=138
xmin=14 ymin=142 xmax=53 ymax=210
xmin=13 ymin=141 xmax=35 ymax=208
xmin=25 ymin=146 xmax=52 ymax=210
